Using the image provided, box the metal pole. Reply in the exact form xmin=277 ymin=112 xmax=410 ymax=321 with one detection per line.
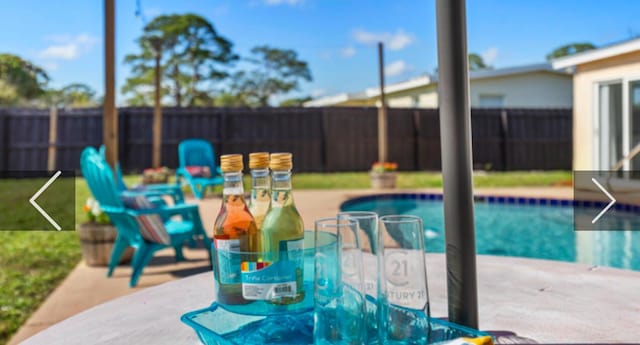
xmin=377 ymin=42 xmax=388 ymax=163
xmin=435 ymin=0 xmax=479 ymax=328
xmin=103 ymin=0 xmax=118 ymax=172
xmin=152 ymin=49 xmax=162 ymax=168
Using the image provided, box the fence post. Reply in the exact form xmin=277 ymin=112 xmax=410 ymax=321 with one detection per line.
xmin=218 ymin=110 xmax=228 ymax=155
xmin=321 ymin=108 xmax=329 ymax=172
xmin=0 ymin=111 xmax=7 ymax=171
xmin=47 ymin=107 xmax=59 ymax=171
xmin=500 ymin=109 xmax=509 ymax=171
xmin=118 ymin=108 xmax=128 ymax=172
xmin=413 ymin=110 xmax=421 ymax=170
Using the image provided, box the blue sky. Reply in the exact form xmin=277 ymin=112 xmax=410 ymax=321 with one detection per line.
xmin=1 ymin=0 xmax=639 ymax=103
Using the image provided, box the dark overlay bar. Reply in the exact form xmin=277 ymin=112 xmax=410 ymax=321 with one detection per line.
xmin=0 ymin=171 xmax=76 ymax=231
xmin=574 ymin=171 xmax=640 ymax=231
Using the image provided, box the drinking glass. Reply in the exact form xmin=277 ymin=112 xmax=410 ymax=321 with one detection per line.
xmin=314 ymin=217 xmax=367 ymax=344
xmin=338 ymin=211 xmax=380 ymax=341
xmin=378 ymin=215 xmax=430 ymax=345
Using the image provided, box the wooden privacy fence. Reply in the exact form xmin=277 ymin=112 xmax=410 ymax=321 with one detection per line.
xmin=0 ymin=106 xmax=572 ymax=172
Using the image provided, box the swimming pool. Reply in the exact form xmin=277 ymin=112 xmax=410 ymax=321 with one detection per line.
xmin=340 ymin=194 xmax=640 ymax=271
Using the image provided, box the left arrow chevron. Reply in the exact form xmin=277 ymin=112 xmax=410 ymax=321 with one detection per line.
xmin=29 ymin=170 xmax=62 ymax=231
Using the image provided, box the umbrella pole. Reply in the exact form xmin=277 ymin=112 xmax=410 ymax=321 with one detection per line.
xmin=435 ymin=0 xmax=479 ymax=328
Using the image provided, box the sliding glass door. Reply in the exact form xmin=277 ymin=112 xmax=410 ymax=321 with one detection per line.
xmin=597 ymin=82 xmax=623 ymax=170
xmin=596 ymin=79 xmax=640 ymax=174
xmin=631 ymin=81 xmax=640 ymax=171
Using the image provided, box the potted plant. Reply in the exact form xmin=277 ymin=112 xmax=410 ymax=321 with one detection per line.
xmin=142 ymin=166 xmax=171 ymax=185
xmin=370 ymin=161 xmax=398 ymax=189
xmin=77 ymin=198 xmax=133 ymax=267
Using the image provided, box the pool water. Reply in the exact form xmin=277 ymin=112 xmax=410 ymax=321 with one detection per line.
xmin=341 ymin=196 xmax=640 ymax=271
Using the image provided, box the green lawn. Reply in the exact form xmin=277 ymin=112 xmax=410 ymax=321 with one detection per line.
xmin=0 ymin=170 xmax=571 ymax=344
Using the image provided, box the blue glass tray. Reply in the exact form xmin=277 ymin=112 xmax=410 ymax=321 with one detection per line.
xmin=181 ymin=302 xmax=491 ymax=345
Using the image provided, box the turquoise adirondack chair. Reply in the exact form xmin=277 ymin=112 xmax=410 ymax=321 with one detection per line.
xmin=98 ymin=145 xmax=185 ymax=204
xmin=81 ymin=147 xmax=211 ymax=287
xmin=175 ymin=139 xmax=223 ymax=199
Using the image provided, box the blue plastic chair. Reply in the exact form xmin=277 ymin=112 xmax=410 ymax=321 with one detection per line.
xmin=98 ymin=145 xmax=185 ymax=204
xmin=81 ymin=147 xmax=211 ymax=287
xmin=175 ymin=139 xmax=223 ymax=199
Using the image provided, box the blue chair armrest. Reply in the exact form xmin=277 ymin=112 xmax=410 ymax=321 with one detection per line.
xmin=120 ymin=190 xmax=167 ymax=199
xmin=126 ymin=203 xmax=199 ymax=218
xmin=145 ymin=184 xmax=181 ymax=192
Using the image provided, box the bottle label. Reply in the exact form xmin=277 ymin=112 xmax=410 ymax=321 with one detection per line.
xmin=214 ymin=238 xmax=241 ymax=285
xmin=241 ymin=238 xmax=304 ymax=300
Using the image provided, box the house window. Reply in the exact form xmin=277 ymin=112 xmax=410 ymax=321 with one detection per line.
xmin=478 ymin=94 xmax=504 ymax=107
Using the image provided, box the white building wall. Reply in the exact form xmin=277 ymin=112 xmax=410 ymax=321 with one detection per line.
xmin=380 ymin=71 xmax=572 ymax=108
xmin=312 ymin=70 xmax=573 ymax=109
xmin=468 ymin=72 xmax=573 ymax=108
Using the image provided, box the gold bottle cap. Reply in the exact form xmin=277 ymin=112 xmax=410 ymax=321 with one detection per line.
xmin=249 ymin=152 xmax=270 ymax=169
xmin=269 ymin=152 xmax=292 ymax=171
xmin=220 ymin=154 xmax=243 ymax=173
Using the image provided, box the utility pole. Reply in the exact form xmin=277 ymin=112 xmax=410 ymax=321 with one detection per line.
xmin=103 ymin=0 xmax=118 ymax=172
xmin=377 ymin=42 xmax=388 ymax=163
xmin=152 ymin=38 xmax=163 ymax=168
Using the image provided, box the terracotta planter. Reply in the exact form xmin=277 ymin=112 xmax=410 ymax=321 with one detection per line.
xmin=370 ymin=171 xmax=397 ymax=189
xmin=77 ymin=223 xmax=133 ymax=267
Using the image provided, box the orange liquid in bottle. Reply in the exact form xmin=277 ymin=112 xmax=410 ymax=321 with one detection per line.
xmin=213 ymin=193 xmax=259 ymax=305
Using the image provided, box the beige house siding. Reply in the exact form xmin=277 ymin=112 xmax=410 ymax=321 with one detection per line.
xmin=572 ymin=50 xmax=640 ymax=170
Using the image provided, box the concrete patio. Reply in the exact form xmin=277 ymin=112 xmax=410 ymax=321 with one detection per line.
xmin=13 ymin=186 xmax=640 ymax=344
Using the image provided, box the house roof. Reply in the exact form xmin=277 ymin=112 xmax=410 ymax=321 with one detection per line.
xmin=552 ymin=37 xmax=640 ymax=69
xmin=305 ymin=62 xmax=568 ymax=107
xmin=302 ymin=91 xmax=368 ymax=107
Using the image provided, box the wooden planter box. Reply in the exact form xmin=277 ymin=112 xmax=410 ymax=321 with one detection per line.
xmin=77 ymin=223 xmax=133 ymax=267
xmin=370 ymin=171 xmax=397 ymax=189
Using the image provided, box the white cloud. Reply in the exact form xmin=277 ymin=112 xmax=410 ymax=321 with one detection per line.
xmin=39 ymin=33 xmax=98 ymax=60
xmin=385 ymin=60 xmax=409 ymax=77
xmin=263 ymin=0 xmax=303 ymax=5
xmin=340 ymin=46 xmax=356 ymax=58
xmin=40 ymin=44 xmax=78 ymax=60
xmin=352 ymin=28 xmax=414 ymax=51
xmin=481 ymin=47 xmax=499 ymax=66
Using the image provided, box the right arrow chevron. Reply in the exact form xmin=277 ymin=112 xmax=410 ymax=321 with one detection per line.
xmin=591 ymin=177 xmax=616 ymax=224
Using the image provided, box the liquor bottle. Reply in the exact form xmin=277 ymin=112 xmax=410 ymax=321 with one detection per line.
xmin=213 ymin=154 xmax=258 ymax=305
xmin=248 ymin=152 xmax=271 ymax=232
xmin=259 ymin=153 xmax=305 ymax=304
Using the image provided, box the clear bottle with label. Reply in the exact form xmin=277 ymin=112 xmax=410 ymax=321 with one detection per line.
xmin=213 ymin=154 xmax=258 ymax=305
xmin=248 ymin=152 xmax=271 ymax=232
xmin=246 ymin=152 xmax=305 ymax=305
